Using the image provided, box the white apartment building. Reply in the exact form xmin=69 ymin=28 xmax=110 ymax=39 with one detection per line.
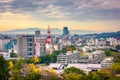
xmin=0 ymin=51 xmax=10 ymax=60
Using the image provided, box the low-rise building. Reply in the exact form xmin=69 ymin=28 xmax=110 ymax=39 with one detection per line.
xmin=101 ymin=57 xmax=114 ymax=68
xmin=67 ymin=64 xmax=102 ymax=74
xmin=89 ymin=50 xmax=104 ymax=64
xmin=0 ymin=51 xmax=10 ymax=60
xmin=47 ymin=63 xmax=64 ymax=74
xmin=57 ymin=50 xmax=80 ymax=64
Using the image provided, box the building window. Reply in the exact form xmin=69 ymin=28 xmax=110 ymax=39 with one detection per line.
xmin=29 ymin=43 xmax=33 ymax=46
xmin=28 ymin=38 xmax=33 ymax=42
xmin=29 ymin=52 xmax=33 ymax=55
xmin=29 ymin=48 xmax=32 ymax=51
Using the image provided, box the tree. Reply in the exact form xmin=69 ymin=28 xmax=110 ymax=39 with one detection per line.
xmin=0 ymin=56 xmax=9 ymax=80
xmin=63 ymin=67 xmax=85 ymax=75
xmin=116 ymin=45 xmax=120 ymax=50
xmin=62 ymin=67 xmax=85 ymax=80
xmin=10 ymin=53 xmax=18 ymax=57
xmin=22 ymin=63 xmax=42 ymax=80
xmin=65 ymin=45 xmax=76 ymax=51
xmin=98 ymin=69 xmax=114 ymax=80
xmin=8 ymin=61 xmax=14 ymax=70
xmin=64 ymin=73 xmax=84 ymax=80
xmin=111 ymin=63 xmax=120 ymax=74
xmin=32 ymin=56 xmax=40 ymax=64
xmin=111 ymin=52 xmax=120 ymax=63
xmin=40 ymin=54 xmax=51 ymax=64
xmin=104 ymin=50 xmax=111 ymax=57
xmin=49 ymin=68 xmax=57 ymax=75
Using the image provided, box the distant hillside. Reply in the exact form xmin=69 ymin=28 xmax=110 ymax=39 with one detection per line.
xmin=83 ymin=31 xmax=120 ymax=38
xmin=0 ymin=28 xmax=95 ymax=35
xmin=95 ymin=31 xmax=120 ymax=38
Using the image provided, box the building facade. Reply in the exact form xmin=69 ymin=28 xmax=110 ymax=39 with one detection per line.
xmin=17 ymin=35 xmax=34 ymax=58
xmin=57 ymin=51 xmax=80 ymax=64
xmin=63 ymin=27 xmax=69 ymax=36
xmin=0 ymin=38 xmax=11 ymax=51
xmin=34 ymin=30 xmax=41 ymax=57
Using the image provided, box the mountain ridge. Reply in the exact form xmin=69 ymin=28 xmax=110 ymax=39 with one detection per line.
xmin=0 ymin=28 xmax=96 ymax=35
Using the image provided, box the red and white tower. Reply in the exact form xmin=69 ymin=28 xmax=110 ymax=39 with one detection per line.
xmin=45 ymin=26 xmax=52 ymax=49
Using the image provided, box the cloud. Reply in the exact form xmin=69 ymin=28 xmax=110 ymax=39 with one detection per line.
xmin=0 ymin=0 xmax=120 ymax=21
xmin=0 ymin=12 xmax=33 ymax=20
xmin=0 ymin=0 xmax=13 ymax=3
xmin=36 ymin=4 xmax=68 ymax=19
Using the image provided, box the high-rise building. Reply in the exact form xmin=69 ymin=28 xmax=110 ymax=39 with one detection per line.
xmin=17 ymin=35 xmax=34 ymax=58
xmin=34 ymin=30 xmax=41 ymax=57
xmin=63 ymin=27 xmax=69 ymax=36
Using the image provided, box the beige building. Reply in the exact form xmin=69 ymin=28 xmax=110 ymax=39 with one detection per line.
xmin=34 ymin=30 xmax=41 ymax=57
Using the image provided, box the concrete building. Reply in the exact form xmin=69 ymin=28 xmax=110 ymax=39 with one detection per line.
xmin=48 ymin=63 xmax=64 ymax=70
xmin=67 ymin=64 xmax=102 ymax=74
xmin=57 ymin=50 xmax=80 ymax=64
xmin=17 ymin=35 xmax=34 ymax=58
xmin=34 ymin=30 xmax=41 ymax=57
xmin=0 ymin=51 xmax=10 ymax=60
xmin=82 ymin=46 xmax=93 ymax=52
xmin=47 ymin=63 xmax=64 ymax=74
xmin=40 ymin=38 xmax=46 ymax=56
xmin=89 ymin=50 xmax=104 ymax=64
xmin=78 ymin=55 xmax=89 ymax=63
xmin=101 ymin=57 xmax=113 ymax=68
xmin=0 ymin=38 xmax=10 ymax=51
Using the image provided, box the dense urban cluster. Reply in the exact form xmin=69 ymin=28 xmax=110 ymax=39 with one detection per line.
xmin=0 ymin=27 xmax=120 ymax=80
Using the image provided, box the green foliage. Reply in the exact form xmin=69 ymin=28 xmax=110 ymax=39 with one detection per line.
xmin=65 ymin=45 xmax=76 ymax=51
xmin=62 ymin=67 xmax=85 ymax=80
xmin=111 ymin=52 xmax=120 ymax=63
xmin=116 ymin=45 xmax=120 ymax=50
xmin=14 ymin=59 xmax=23 ymax=69
xmin=25 ymin=73 xmax=41 ymax=80
xmin=10 ymin=53 xmax=18 ymax=57
xmin=111 ymin=63 xmax=120 ymax=74
xmin=86 ymin=69 xmax=114 ymax=80
xmin=23 ymin=58 xmax=33 ymax=64
xmin=104 ymin=50 xmax=111 ymax=57
xmin=42 ymin=70 xmax=62 ymax=80
xmin=0 ymin=56 xmax=9 ymax=80
xmin=64 ymin=73 xmax=85 ymax=80
xmin=40 ymin=54 xmax=51 ymax=64
xmin=40 ymin=50 xmax=63 ymax=64
xmin=63 ymin=67 xmax=85 ymax=75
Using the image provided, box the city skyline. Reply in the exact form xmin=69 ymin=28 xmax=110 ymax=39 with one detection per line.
xmin=0 ymin=0 xmax=120 ymax=32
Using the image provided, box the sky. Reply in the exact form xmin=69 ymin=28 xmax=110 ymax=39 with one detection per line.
xmin=0 ymin=0 xmax=120 ymax=32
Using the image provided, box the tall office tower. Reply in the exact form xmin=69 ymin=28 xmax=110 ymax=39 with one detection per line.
xmin=17 ymin=35 xmax=34 ymax=58
xmin=63 ymin=27 xmax=69 ymax=36
xmin=34 ymin=30 xmax=41 ymax=57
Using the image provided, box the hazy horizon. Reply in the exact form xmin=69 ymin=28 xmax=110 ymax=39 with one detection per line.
xmin=0 ymin=0 xmax=120 ymax=32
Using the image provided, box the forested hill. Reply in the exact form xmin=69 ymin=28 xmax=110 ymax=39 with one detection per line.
xmin=83 ymin=31 xmax=120 ymax=39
